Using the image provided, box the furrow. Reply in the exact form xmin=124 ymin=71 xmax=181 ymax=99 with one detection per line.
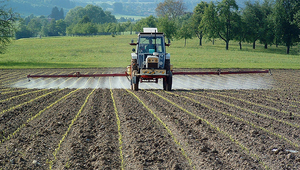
xmin=205 ymin=92 xmax=300 ymax=118
xmin=0 ymin=89 xmax=91 ymax=169
xmin=0 ymin=88 xmax=78 ymax=144
xmin=113 ymin=80 xmax=192 ymax=169
xmin=185 ymin=92 xmax=300 ymax=148
xmin=49 ymin=89 xmax=95 ymax=169
xmin=143 ymin=89 xmax=268 ymax=169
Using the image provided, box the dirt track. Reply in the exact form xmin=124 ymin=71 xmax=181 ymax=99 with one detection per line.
xmin=0 ymin=68 xmax=299 ymax=169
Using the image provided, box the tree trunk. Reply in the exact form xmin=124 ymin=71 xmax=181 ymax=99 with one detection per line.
xmin=253 ymin=41 xmax=256 ymax=49
xmin=212 ymin=38 xmax=214 ymax=45
xmin=185 ymin=38 xmax=186 ymax=47
xmin=226 ymin=40 xmax=229 ymax=50
xmin=264 ymin=44 xmax=268 ymax=49
xmin=199 ymin=37 xmax=202 ymax=46
xmin=286 ymin=45 xmax=290 ymax=54
xmin=239 ymin=41 xmax=242 ymax=50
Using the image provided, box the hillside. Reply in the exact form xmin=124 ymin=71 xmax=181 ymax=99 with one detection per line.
xmin=7 ymin=0 xmax=265 ymax=17
xmin=8 ymin=0 xmax=75 ymax=17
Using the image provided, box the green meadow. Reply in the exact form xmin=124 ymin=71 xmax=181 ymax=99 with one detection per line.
xmin=0 ymin=35 xmax=299 ymax=69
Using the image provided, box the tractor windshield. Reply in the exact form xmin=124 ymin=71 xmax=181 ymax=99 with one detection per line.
xmin=139 ymin=36 xmax=165 ymax=53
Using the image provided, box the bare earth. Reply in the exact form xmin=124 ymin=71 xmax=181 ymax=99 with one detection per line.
xmin=0 ymin=68 xmax=299 ymax=170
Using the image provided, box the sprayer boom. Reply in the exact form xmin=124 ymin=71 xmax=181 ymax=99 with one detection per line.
xmin=27 ymin=69 xmax=270 ymax=79
xmin=173 ymin=70 xmax=270 ymax=75
xmin=27 ymin=72 xmax=128 ymax=78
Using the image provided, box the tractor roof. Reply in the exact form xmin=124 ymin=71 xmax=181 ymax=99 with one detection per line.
xmin=139 ymin=32 xmax=164 ymax=36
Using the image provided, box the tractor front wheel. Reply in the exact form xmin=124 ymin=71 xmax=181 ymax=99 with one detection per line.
xmin=163 ymin=72 xmax=172 ymax=91
xmin=131 ymin=70 xmax=139 ymax=91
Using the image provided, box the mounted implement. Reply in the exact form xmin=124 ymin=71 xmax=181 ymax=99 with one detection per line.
xmin=27 ymin=28 xmax=270 ymax=91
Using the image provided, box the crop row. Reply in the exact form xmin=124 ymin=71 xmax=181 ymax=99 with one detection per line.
xmin=1 ymin=70 xmax=299 ymax=169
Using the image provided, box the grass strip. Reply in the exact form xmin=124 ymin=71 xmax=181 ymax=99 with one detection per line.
xmin=148 ymin=90 xmax=269 ymax=169
xmin=109 ymin=78 xmax=124 ymax=170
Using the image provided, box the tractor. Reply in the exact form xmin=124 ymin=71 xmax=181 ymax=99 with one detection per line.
xmin=128 ymin=28 xmax=172 ymax=91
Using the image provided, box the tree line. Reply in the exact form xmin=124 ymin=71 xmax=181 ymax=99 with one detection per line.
xmin=154 ymin=0 xmax=300 ymax=54
xmin=1 ymin=0 xmax=300 ymax=54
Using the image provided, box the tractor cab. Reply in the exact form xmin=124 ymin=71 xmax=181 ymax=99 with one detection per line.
xmin=138 ymin=36 xmax=165 ymax=54
xmin=136 ymin=34 xmax=166 ymax=70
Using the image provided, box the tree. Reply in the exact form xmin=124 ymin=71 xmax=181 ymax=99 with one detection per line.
xmin=242 ymin=1 xmax=264 ymax=49
xmin=294 ymin=10 xmax=300 ymax=28
xmin=50 ymin=6 xmax=63 ymax=20
xmin=15 ymin=24 xmax=32 ymax=39
xmin=0 ymin=0 xmax=18 ymax=53
xmin=65 ymin=5 xmax=116 ymax=26
xmin=259 ymin=0 xmax=275 ymax=49
xmin=177 ymin=19 xmax=193 ymax=46
xmin=217 ymin=0 xmax=239 ymax=50
xmin=232 ymin=11 xmax=246 ymax=49
xmin=79 ymin=15 xmax=91 ymax=24
xmin=191 ymin=1 xmax=208 ymax=46
xmin=123 ymin=20 xmax=132 ymax=34
xmin=273 ymin=0 xmax=300 ymax=54
xmin=201 ymin=0 xmax=240 ymax=50
xmin=47 ymin=19 xmax=58 ymax=36
xmin=157 ymin=16 xmax=177 ymax=40
xmin=59 ymin=8 xmax=64 ymax=20
xmin=200 ymin=2 xmax=219 ymax=44
xmin=27 ymin=18 xmax=42 ymax=36
xmin=56 ymin=19 xmax=66 ymax=36
xmin=156 ymin=0 xmax=186 ymax=20
xmin=134 ymin=15 xmax=157 ymax=32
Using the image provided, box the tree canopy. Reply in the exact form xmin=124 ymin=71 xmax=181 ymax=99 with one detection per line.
xmin=273 ymin=0 xmax=300 ymax=54
xmin=201 ymin=0 xmax=240 ymax=50
xmin=0 ymin=0 xmax=18 ymax=53
xmin=50 ymin=6 xmax=64 ymax=20
xmin=155 ymin=0 xmax=186 ymax=20
xmin=64 ymin=5 xmax=116 ymax=26
xmin=191 ymin=1 xmax=208 ymax=46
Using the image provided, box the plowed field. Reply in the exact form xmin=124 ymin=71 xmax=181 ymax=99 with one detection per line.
xmin=0 ymin=68 xmax=299 ymax=170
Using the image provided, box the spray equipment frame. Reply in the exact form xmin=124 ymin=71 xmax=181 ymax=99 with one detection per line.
xmin=27 ymin=69 xmax=270 ymax=80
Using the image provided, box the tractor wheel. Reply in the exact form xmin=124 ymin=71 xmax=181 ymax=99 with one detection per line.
xmin=131 ymin=70 xmax=139 ymax=91
xmin=163 ymin=72 xmax=172 ymax=91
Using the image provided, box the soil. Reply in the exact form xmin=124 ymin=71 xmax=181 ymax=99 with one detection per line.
xmin=0 ymin=68 xmax=299 ymax=170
